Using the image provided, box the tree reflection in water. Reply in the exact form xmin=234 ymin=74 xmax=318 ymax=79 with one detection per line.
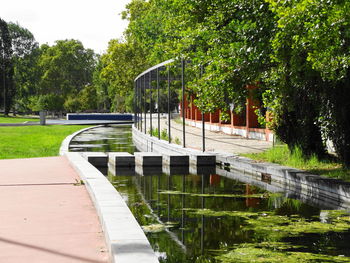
xmin=109 ymin=168 xmax=350 ymax=263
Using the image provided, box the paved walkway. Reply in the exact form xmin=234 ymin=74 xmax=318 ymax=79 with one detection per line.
xmin=146 ymin=118 xmax=273 ymax=154
xmin=0 ymin=156 xmax=108 ymax=263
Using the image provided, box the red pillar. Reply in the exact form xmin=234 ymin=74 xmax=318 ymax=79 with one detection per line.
xmin=210 ymin=109 xmax=220 ymax=123
xmin=190 ymin=95 xmax=195 ymax=120
xmin=246 ymin=86 xmax=260 ymax=129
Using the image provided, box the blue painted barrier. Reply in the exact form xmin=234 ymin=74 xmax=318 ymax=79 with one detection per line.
xmin=67 ymin=113 xmax=133 ymax=121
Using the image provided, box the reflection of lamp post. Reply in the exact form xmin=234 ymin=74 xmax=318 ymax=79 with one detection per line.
xmin=201 ymin=174 xmax=205 ymax=254
xmin=149 ymin=174 xmax=153 ymax=203
xmin=157 ymin=174 xmax=161 ymax=216
xmin=181 ymin=174 xmax=186 ymax=243
xmin=167 ymin=175 xmax=171 ymax=221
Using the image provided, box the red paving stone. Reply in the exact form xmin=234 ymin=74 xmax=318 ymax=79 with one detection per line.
xmin=0 ymin=156 xmax=108 ymax=263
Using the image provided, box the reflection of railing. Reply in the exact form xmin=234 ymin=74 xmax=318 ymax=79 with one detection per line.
xmin=133 ymin=172 xmax=186 ymax=252
xmin=134 ymin=59 xmax=207 ymax=151
xmin=216 ymin=167 xmax=350 ymax=210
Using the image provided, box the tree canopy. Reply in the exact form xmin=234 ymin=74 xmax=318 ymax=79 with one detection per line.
xmin=1 ymin=1 xmax=350 ymax=165
xmin=0 ymin=18 xmax=14 ymax=115
xmin=33 ymin=39 xmax=96 ymax=111
xmin=0 ymin=19 xmax=99 ymax=114
xmin=101 ymin=0 xmax=350 ymax=166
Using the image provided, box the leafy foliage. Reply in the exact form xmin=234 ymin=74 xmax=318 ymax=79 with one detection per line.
xmin=2 ymin=1 xmax=350 ymax=166
xmin=116 ymin=0 xmax=350 ymax=166
xmin=97 ymin=39 xmax=148 ymax=112
xmin=0 ymin=18 xmax=14 ymax=115
xmin=264 ymin=0 xmax=350 ymax=165
xmin=0 ymin=20 xmax=99 ymax=114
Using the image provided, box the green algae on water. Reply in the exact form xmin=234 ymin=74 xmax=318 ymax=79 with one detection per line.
xmin=183 ymin=208 xmax=268 ymax=219
xmin=217 ymin=247 xmax=350 ymax=263
xmin=244 ymin=213 xmax=350 ymax=236
xmin=181 ymin=208 xmax=350 ymax=236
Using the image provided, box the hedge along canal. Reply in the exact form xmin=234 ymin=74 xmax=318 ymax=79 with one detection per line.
xmin=68 ymin=125 xmax=350 ymax=263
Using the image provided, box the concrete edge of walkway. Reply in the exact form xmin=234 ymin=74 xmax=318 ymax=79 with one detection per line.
xmin=132 ymin=125 xmax=350 ymax=206
xmin=132 ymin=125 xmax=218 ymax=157
xmin=65 ymin=152 xmax=159 ymax=263
xmin=59 ymin=125 xmax=103 ymax=156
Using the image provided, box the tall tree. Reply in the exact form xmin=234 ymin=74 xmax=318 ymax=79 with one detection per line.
xmin=35 ymin=39 xmax=96 ymax=112
xmin=92 ymin=57 xmax=110 ymax=111
xmin=98 ymin=39 xmax=148 ymax=112
xmin=265 ymin=0 xmax=350 ymax=164
xmin=7 ymin=22 xmax=39 ymax=113
xmin=118 ymin=0 xmax=350 ymax=165
xmin=0 ymin=18 xmax=14 ymax=115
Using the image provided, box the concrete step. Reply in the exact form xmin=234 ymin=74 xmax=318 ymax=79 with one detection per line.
xmin=134 ymin=152 xmax=162 ymax=167
xmin=162 ymin=154 xmax=189 ymax=166
xmin=82 ymin=152 xmax=108 ymax=167
xmin=189 ymin=154 xmax=216 ymax=166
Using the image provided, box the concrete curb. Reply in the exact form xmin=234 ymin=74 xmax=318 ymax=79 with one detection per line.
xmin=65 ymin=152 xmax=159 ymax=263
xmin=132 ymin=125 xmax=350 ymax=207
xmin=132 ymin=125 xmax=215 ymax=157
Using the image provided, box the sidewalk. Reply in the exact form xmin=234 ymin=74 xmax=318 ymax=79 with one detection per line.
xmin=145 ymin=118 xmax=272 ymax=154
xmin=0 ymin=156 xmax=108 ymax=263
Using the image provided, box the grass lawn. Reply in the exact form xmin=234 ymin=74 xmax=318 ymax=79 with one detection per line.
xmin=0 ymin=114 xmax=39 ymax=123
xmin=243 ymin=145 xmax=350 ymax=182
xmin=0 ymin=125 xmax=88 ymax=159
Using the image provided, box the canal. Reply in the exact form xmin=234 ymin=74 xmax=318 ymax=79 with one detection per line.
xmin=70 ymin=125 xmax=350 ymax=263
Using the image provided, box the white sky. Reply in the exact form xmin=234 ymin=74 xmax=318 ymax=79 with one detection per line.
xmin=0 ymin=0 xmax=131 ymax=54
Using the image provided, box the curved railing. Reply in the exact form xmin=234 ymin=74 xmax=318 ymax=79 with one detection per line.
xmin=134 ymin=56 xmax=275 ymax=150
xmin=134 ymin=58 xmax=206 ymax=150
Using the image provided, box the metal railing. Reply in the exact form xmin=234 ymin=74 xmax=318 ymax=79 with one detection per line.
xmin=134 ymin=59 xmax=206 ymax=152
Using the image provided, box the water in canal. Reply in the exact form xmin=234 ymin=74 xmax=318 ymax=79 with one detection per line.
xmin=69 ymin=125 xmax=136 ymax=153
xmin=71 ymin=126 xmax=350 ymax=263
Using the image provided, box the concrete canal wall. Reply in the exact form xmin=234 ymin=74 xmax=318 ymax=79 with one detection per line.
xmin=132 ymin=126 xmax=350 ymax=209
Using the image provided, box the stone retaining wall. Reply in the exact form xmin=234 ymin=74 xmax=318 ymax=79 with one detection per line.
xmin=133 ymin=126 xmax=350 ymax=208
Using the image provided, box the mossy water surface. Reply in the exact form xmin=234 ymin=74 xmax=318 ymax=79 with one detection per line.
xmin=73 ymin=126 xmax=350 ymax=262
xmin=110 ymin=172 xmax=350 ymax=263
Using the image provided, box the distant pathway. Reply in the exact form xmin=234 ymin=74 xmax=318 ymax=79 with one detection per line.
xmin=147 ymin=118 xmax=272 ymax=154
xmin=0 ymin=156 xmax=108 ymax=263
